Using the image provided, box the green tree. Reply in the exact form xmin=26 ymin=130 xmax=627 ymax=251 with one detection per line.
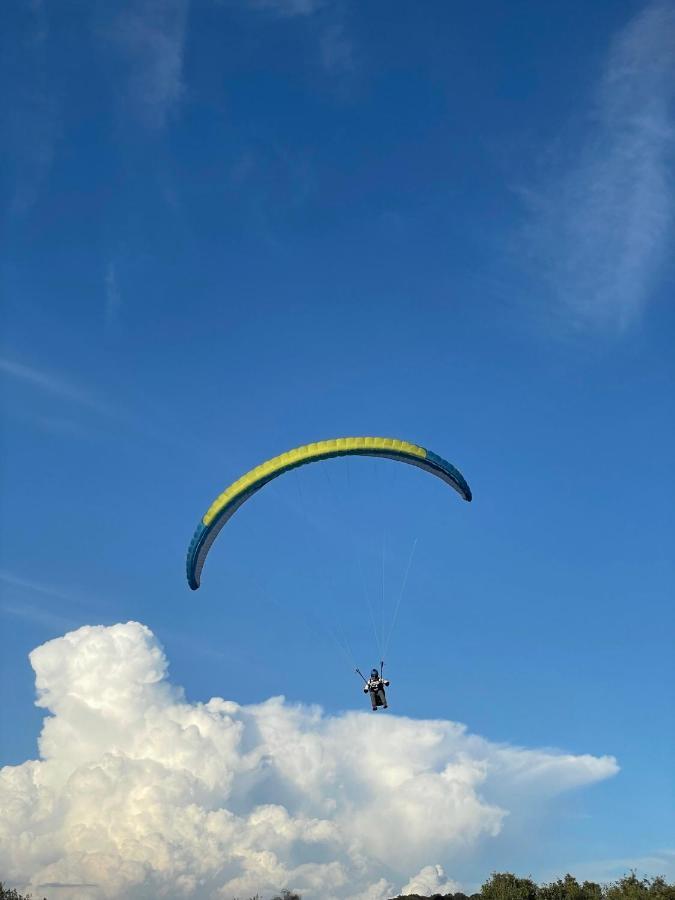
xmin=606 ymin=874 xmax=675 ymax=900
xmin=646 ymin=877 xmax=675 ymax=900
xmin=538 ymin=874 xmax=603 ymax=900
xmin=0 ymin=884 xmax=46 ymax=900
xmin=481 ymin=873 xmax=539 ymax=900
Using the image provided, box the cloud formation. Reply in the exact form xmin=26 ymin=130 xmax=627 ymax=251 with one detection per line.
xmin=99 ymin=0 xmax=189 ymax=131
xmin=248 ymin=0 xmax=354 ymax=74
xmin=0 ymin=357 xmax=102 ymax=411
xmin=400 ymin=865 xmax=460 ymax=897
xmin=520 ymin=1 xmax=675 ymax=333
xmin=0 ymin=622 xmax=618 ymax=900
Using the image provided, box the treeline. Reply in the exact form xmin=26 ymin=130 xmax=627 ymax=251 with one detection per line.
xmin=3 ymin=872 xmax=674 ymax=900
xmin=392 ymin=872 xmax=675 ymax=900
xmin=0 ymin=886 xmax=302 ymax=900
xmin=0 ymin=887 xmax=45 ymax=900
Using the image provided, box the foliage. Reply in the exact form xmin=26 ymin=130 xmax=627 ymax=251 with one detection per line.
xmin=391 ymin=874 xmax=675 ymax=900
xmin=605 ymin=874 xmax=675 ymax=900
xmin=388 ymin=894 xmax=480 ymax=900
xmin=0 ymin=884 xmax=46 ymax=900
xmin=231 ymin=893 xmax=300 ymax=900
xmin=538 ymin=874 xmax=604 ymax=900
xmin=231 ymin=894 xmax=300 ymax=900
xmin=481 ymin=874 xmax=539 ymax=900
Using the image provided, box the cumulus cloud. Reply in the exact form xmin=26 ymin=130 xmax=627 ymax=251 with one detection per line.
xmin=0 ymin=622 xmax=619 ymax=900
xmin=400 ymin=864 xmax=460 ymax=897
xmin=520 ymin=0 xmax=675 ymax=333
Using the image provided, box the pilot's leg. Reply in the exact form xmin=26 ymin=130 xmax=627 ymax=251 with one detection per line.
xmin=370 ymin=690 xmax=378 ymax=710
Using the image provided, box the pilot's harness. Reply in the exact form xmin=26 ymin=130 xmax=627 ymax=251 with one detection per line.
xmin=355 ymin=661 xmax=385 ymax=690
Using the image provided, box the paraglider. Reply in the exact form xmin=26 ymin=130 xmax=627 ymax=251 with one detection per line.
xmin=357 ymin=664 xmax=390 ymax=710
xmin=185 ymin=435 xmax=472 ymax=712
xmin=186 ymin=436 xmax=472 ymax=590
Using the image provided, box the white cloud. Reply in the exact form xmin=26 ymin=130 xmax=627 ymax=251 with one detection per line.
xmin=0 ymin=622 xmax=619 ymax=900
xmin=400 ymin=864 xmax=460 ymax=897
xmin=520 ymin=0 xmax=675 ymax=333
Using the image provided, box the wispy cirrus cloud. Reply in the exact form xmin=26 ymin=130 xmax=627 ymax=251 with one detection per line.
xmin=0 ymin=355 xmax=135 ymax=444
xmin=0 ymin=571 xmax=102 ymax=634
xmin=97 ymin=0 xmax=190 ymax=131
xmin=519 ymin=1 xmax=675 ymax=334
xmin=249 ymin=0 xmax=323 ymax=17
xmin=0 ymin=602 xmax=78 ymax=634
xmin=248 ymin=0 xmax=355 ymax=73
xmin=0 ymin=354 xmax=212 ymax=457
xmin=0 ymin=357 xmax=109 ymax=415
xmin=0 ymin=572 xmax=78 ymax=634
xmin=319 ymin=20 xmax=354 ymax=73
xmin=0 ymin=570 xmax=77 ymax=603
xmin=1 ymin=1 xmax=190 ymax=216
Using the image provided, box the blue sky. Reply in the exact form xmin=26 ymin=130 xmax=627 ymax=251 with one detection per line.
xmin=1 ymin=2 xmax=674 ymax=898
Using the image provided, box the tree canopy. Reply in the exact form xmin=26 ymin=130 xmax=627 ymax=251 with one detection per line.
xmin=391 ymin=873 xmax=675 ymax=900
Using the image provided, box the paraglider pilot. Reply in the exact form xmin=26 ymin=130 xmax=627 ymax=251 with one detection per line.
xmin=363 ymin=667 xmax=389 ymax=710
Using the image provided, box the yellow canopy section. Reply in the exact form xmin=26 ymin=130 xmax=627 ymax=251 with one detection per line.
xmin=203 ymin=437 xmax=426 ymax=526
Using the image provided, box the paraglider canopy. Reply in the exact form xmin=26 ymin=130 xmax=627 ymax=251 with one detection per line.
xmin=186 ymin=436 xmax=472 ymax=590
